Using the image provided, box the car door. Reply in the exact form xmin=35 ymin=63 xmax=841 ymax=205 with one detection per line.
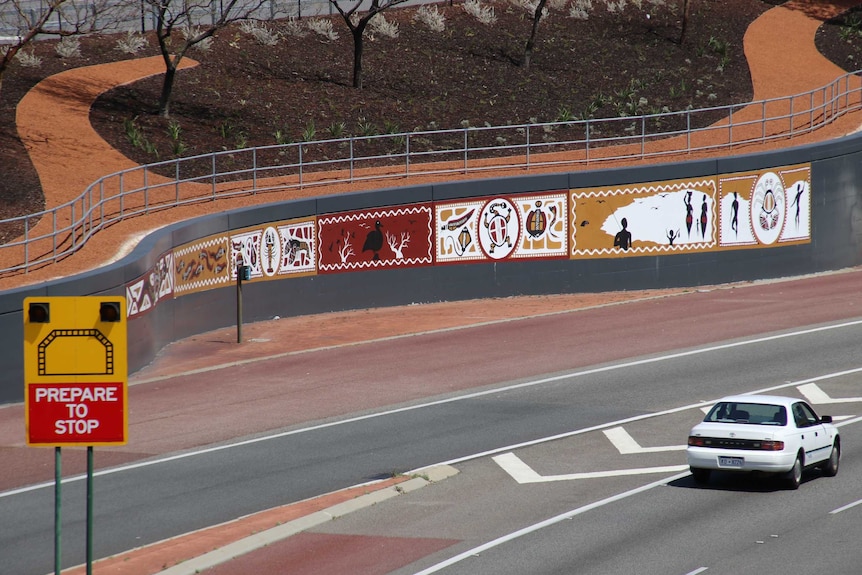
xmin=791 ymin=402 xmax=831 ymax=465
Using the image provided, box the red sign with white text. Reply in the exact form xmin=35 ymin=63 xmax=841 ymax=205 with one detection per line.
xmin=26 ymin=382 xmax=127 ymax=446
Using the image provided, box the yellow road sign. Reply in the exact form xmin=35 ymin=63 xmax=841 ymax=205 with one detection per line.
xmin=24 ymin=296 xmax=128 ymax=446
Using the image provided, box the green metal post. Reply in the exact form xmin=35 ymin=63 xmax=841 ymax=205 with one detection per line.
xmin=87 ymin=446 xmax=94 ymax=575
xmin=54 ymin=446 xmax=61 ymax=575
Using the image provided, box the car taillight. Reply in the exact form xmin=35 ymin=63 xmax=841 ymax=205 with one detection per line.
xmin=759 ymin=440 xmax=784 ymax=451
xmin=688 ymin=436 xmax=705 ymax=447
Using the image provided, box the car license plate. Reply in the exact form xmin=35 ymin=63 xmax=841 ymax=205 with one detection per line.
xmin=718 ymin=456 xmax=744 ymax=468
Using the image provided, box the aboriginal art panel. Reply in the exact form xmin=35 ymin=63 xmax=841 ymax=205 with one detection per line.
xmin=572 ymin=178 xmax=717 ymax=258
xmin=436 ymin=192 xmax=569 ymax=263
xmin=718 ymin=164 xmax=810 ymax=248
xmin=230 ymin=217 xmax=317 ymax=279
xmin=317 ymin=205 xmax=433 ymax=273
xmin=126 ymin=250 xmax=174 ymax=318
xmin=571 ymin=163 xmax=811 ymax=259
xmin=173 ymin=236 xmax=232 ymax=296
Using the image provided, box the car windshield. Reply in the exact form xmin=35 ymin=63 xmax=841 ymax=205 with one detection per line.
xmin=703 ymin=402 xmax=786 ymax=425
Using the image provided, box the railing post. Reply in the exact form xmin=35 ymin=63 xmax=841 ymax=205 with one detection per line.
xmin=175 ymin=160 xmax=180 ymax=204
xmin=212 ymin=155 xmax=217 ymax=199
xmin=585 ymin=120 xmax=590 ymax=163
xmin=52 ymin=210 xmax=57 ymax=261
xmin=144 ymin=167 xmax=149 ymax=214
xmin=405 ymin=134 xmax=410 ymax=176
xmin=299 ymin=144 xmax=303 ymax=188
xmin=728 ymin=107 xmax=733 ymax=147
xmin=70 ymin=203 xmax=76 ymax=253
xmin=525 ymin=125 xmax=530 ymax=169
xmin=350 ymin=138 xmax=354 ymax=182
xmin=686 ymin=112 xmax=691 ymax=153
xmin=24 ymin=217 xmax=29 ymax=273
xmin=253 ymin=148 xmax=258 ymax=193
xmin=761 ymin=100 xmax=766 ymax=141
xmin=641 ymin=116 xmax=646 ymax=158
xmin=789 ymin=96 xmax=794 ymax=136
xmin=463 ymin=129 xmax=468 ymax=173
xmin=119 ymin=172 xmax=125 ymax=218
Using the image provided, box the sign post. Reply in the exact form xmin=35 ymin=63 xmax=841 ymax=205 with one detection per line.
xmin=23 ymin=296 xmax=128 ymax=575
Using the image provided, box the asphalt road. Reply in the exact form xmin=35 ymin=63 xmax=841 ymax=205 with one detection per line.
xmin=3 ymin=272 xmax=862 ymax=575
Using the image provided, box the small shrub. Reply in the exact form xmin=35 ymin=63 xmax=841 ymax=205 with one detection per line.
xmin=308 ymin=18 xmax=339 ymax=41
xmin=368 ymin=14 xmax=399 ymax=39
xmin=463 ymin=0 xmax=497 ymax=25
xmin=116 ymin=31 xmax=148 ymax=54
xmin=327 ymin=121 xmax=347 ymax=138
xmin=413 ymin=6 xmax=446 ymax=32
xmin=241 ymin=20 xmax=280 ymax=46
xmin=357 ymin=117 xmax=377 ymax=136
xmin=183 ymin=26 xmax=213 ymax=51
xmin=273 ymin=128 xmax=292 ymax=145
xmin=15 ymin=50 xmax=42 ymax=67
xmin=55 ymin=38 xmax=81 ymax=58
xmin=283 ymin=17 xmax=308 ymax=38
xmin=301 ymin=120 xmax=316 ymax=142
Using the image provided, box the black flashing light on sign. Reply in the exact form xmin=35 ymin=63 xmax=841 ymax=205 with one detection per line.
xmin=99 ymin=302 xmax=122 ymax=322
xmin=28 ymin=302 xmax=50 ymax=323
xmin=239 ymin=264 xmax=251 ymax=281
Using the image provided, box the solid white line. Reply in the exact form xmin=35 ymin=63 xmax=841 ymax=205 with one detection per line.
xmin=6 ymin=320 xmax=862 ymax=499
xmin=685 ymin=568 xmax=709 ymax=575
xmin=831 ymin=498 xmax=862 ymax=514
xmin=410 ymin=471 xmax=692 ymax=575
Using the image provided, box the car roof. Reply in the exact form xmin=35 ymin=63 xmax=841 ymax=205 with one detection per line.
xmin=713 ymin=394 xmax=801 ymax=408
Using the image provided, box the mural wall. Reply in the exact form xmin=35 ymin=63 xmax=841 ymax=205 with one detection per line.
xmin=125 ymin=163 xmax=812 ymax=318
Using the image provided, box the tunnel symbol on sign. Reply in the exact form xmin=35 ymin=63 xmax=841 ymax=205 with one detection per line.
xmin=37 ymin=329 xmax=115 ymax=376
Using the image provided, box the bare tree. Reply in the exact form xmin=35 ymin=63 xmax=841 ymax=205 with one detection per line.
xmin=142 ymin=0 xmax=267 ymax=117
xmin=0 ymin=0 xmax=123 ymax=96
xmin=327 ymin=0 xmax=411 ymax=89
xmin=522 ymin=0 xmax=548 ymax=69
xmin=679 ymin=0 xmax=692 ymax=44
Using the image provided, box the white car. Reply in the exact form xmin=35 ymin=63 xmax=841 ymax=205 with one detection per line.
xmin=687 ymin=394 xmax=840 ymax=489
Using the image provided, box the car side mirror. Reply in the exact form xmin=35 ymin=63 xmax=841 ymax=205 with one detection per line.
xmin=820 ymin=415 xmax=833 ymax=424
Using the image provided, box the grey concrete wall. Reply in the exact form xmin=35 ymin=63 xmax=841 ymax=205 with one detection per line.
xmin=2 ymin=133 xmax=861 ymax=405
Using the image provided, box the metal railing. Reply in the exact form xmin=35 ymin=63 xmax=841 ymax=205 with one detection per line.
xmin=2 ymin=70 xmax=861 ymax=278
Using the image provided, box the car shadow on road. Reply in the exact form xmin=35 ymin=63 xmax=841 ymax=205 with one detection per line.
xmin=668 ymin=470 xmax=824 ymax=492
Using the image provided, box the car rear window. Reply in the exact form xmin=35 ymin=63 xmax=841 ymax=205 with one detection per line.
xmin=704 ymin=402 xmax=786 ymax=425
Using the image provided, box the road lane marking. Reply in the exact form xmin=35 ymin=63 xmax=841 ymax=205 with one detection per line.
xmin=603 ymin=426 xmax=686 ymax=454
xmin=410 ymin=470 xmax=692 ymax=575
xmin=493 ymin=452 xmax=689 ymax=483
xmin=797 ymin=382 xmax=862 ymax=404
xmin=831 ymin=498 xmax=862 ymax=514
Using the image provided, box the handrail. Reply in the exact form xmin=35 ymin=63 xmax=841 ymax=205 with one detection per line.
xmin=1 ymin=70 xmax=861 ymax=278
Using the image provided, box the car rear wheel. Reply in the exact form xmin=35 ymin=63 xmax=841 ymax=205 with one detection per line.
xmin=821 ymin=442 xmax=840 ymax=477
xmin=784 ymin=455 xmax=803 ymax=490
xmin=690 ymin=467 xmax=710 ymax=485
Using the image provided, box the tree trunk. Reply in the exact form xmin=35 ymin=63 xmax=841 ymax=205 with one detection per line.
xmin=522 ymin=0 xmax=547 ymax=69
xmin=158 ymin=62 xmax=177 ymax=117
xmin=352 ymin=26 xmax=364 ymax=89
xmin=679 ymin=0 xmax=692 ymax=45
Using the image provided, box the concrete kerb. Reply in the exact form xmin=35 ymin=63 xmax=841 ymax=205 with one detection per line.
xmin=153 ymin=464 xmax=460 ymax=575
